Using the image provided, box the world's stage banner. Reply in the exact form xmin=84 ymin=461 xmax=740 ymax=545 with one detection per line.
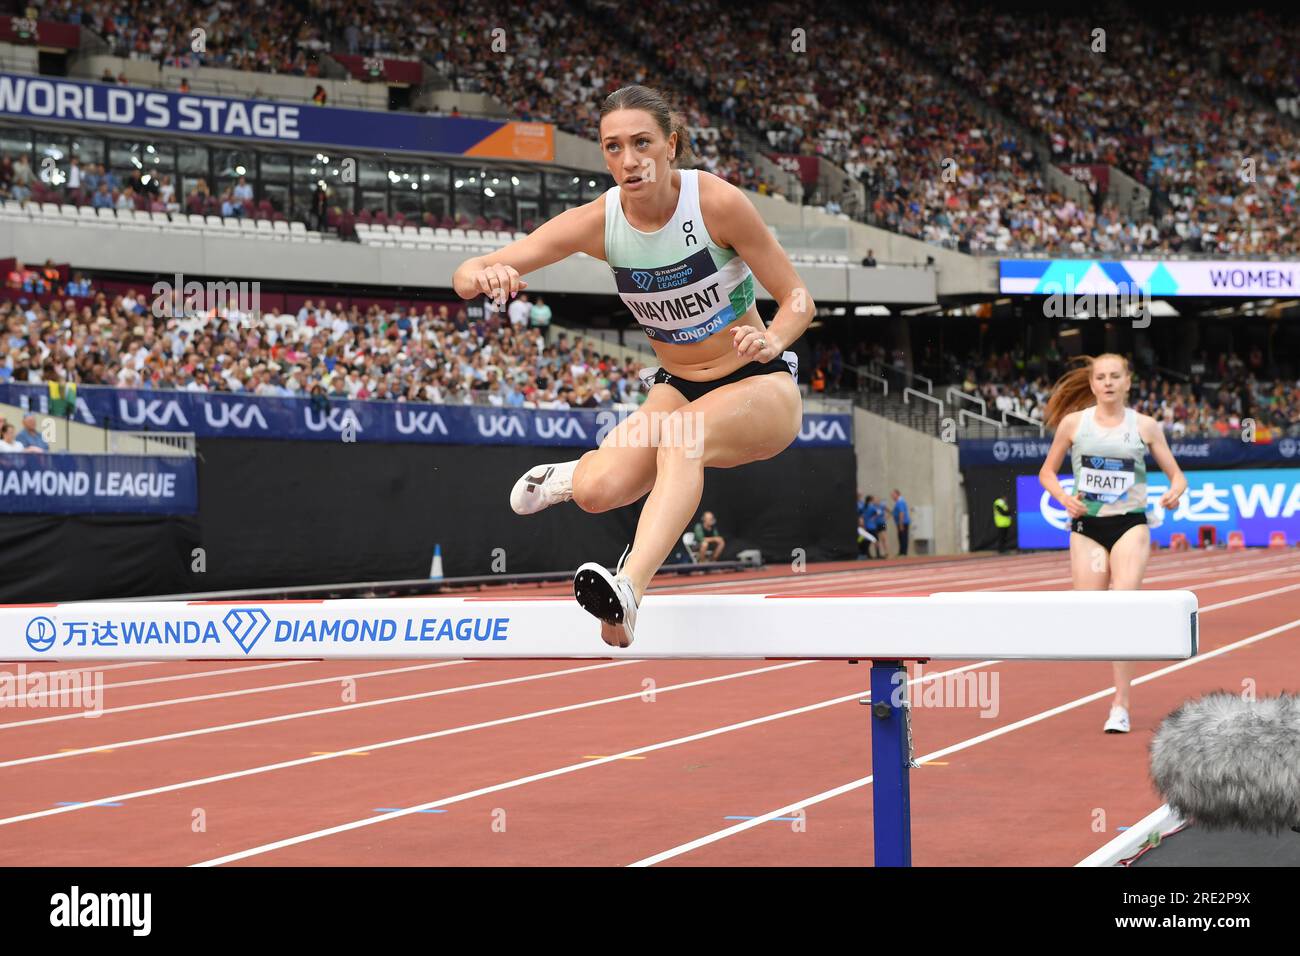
xmin=0 ymin=453 xmax=197 ymax=515
xmin=0 ymin=385 xmax=854 ymax=449
xmin=0 ymin=71 xmax=554 ymax=161
xmin=1015 ymin=469 xmax=1300 ymax=548
xmin=961 ymin=437 xmax=1300 ymax=469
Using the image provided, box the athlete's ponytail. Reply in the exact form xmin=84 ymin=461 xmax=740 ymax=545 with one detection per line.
xmin=1044 ymin=353 xmax=1130 ymax=430
xmin=600 ymin=85 xmax=693 ymax=167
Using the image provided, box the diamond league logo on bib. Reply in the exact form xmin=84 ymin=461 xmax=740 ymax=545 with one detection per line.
xmin=631 ymin=270 xmax=654 ymax=291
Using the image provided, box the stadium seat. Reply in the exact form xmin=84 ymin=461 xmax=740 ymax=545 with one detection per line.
xmin=418 ymin=226 xmax=435 ymax=240
xmin=122 ymin=210 xmax=156 ymax=232
xmin=1227 ymin=531 xmax=1246 ymax=551
xmin=272 ymin=220 xmax=290 ymax=236
xmin=385 ymin=224 xmax=403 ymax=237
xmin=149 ymin=211 xmax=171 ymax=226
xmin=1169 ymin=533 xmax=1189 ymax=551
xmin=401 ymin=225 xmax=419 ymax=238
xmin=76 ymin=205 xmax=98 ymax=220
xmin=95 ymin=207 xmax=118 ymax=224
xmin=58 ymin=204 xmax=79 ymax=220
xmin=39 ymin=202 xmax=60 ymax=218
xmin=2 ymin=200 xmax=28 ymax=219
xmin=1268 ymin=531 xmax=1289 ymax=549
xmin=255 ymin=219 xmax=275 ymax=237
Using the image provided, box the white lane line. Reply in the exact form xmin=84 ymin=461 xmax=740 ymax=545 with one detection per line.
xmin=648 ymin=553 xmax=1059 ymax=593
xmin=626 ymin=613 xmax=1300 ymax=867
xmin=190 ymin=659 xmax=998 ymax=867
xmin=0 ymin=660 xmax=814 ymax=825
xmin=680 ymin=550 xmax=1294 ymax=596
xmin=16 ymin=660 xmax=315 ymax=704
xmin=194 ymin=572 xmax=1300 ymax=868
xmin=0 ymin=660 xmax=627 ymax=767
xmin=0 ymin=662 xmax=166 ymax=677
xmin=0 ymin=661 xmax=469 ymax=731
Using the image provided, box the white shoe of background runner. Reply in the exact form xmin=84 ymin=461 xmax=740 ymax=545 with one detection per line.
xmin=510 ymin=460 xmax=578 ymax=515
xmin=1103 ymin=704 xmax=1130 ymax=734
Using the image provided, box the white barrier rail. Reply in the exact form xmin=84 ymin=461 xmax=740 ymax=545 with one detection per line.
xmin=1 ymin=591 xmax=1199 ymax=662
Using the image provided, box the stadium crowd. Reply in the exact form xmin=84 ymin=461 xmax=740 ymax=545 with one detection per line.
xmin=31 ymin=0 xmax=330 ymax=74
xmin=22 ymin=0 xmax=1300 ymax=254
xmin=874 ymin=0 xmax=1300 ymax=255
xmin=0 ymin=291 xmax=646 ymax=411
xmin=929 ymin=347 xmax=1300 ymax=439
xmin=14 ymin=0 xmax=1300 ymax=255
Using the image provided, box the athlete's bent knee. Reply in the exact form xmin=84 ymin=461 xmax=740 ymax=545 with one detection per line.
xmin=572 ymin=460 xmax=623 ymax=514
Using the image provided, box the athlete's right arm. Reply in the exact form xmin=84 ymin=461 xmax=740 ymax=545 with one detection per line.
xmin=451 ymin=199 xmax=606 ymax=302
xmin=1039 ymin=412 xmax=1087 ymax=518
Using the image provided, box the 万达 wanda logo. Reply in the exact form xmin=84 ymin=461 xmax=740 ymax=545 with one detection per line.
xmin=222 ymin=608 xmax=272 ymax=655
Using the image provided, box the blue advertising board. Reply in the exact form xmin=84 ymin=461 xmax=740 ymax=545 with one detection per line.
xmin=962 ymin=437 xmax=1299 ymax=469
xmin=1016 ymin=469 xmax=1300 ymax=548
xmin=0 ymin=385 xmax=853 ymax=449
xmin=0 ymin=452 xmax=196 ymax=515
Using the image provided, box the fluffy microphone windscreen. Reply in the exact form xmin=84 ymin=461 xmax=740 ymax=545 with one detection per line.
xmin=1151 ymin=691 xmax=1300 ymax=834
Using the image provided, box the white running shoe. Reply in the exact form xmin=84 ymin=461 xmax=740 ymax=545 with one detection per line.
xmin=573 ymin=546 xmax=639 ymax=648
xmin=1103 ymin=705 xmax=1130 ymax=734
xmin=510 ymin=460 xmax=578 ymax=515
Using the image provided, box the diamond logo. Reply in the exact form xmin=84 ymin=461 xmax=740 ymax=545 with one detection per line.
xmin=222 ymin=608 xmax=272 ymax=655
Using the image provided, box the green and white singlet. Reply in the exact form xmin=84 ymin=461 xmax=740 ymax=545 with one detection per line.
xmin=1070 ymin=406 xmax=1149 ymax=517
xmin=603 ymin=169 xmax=756 ymax=344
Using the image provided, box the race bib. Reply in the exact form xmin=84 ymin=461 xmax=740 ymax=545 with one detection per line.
xmin=1076 ymin=456 xmax=1135 ymax=503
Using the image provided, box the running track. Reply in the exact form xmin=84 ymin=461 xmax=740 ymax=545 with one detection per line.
xmin=1 ymin=548 xmax=1297 ymax=866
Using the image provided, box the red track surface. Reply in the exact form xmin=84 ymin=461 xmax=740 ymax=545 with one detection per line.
xmin=2 ymin=548 xmax=1297 ymax=867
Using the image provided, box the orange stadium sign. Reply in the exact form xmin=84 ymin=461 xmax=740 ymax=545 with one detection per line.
xmin=466 ymin=121 xmax=555 ymax=163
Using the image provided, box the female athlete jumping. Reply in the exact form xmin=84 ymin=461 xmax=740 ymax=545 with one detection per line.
xmin=452 ymin=85 xmax=813 ymax=648
xmin=1039 ymin=354 xmax=1187 ymax=733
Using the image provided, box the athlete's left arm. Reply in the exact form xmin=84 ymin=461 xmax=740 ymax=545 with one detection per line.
xmin=1139 ymin=413 xmax=1188 ymax=509
xmin=700 ymin=174 xmax=815 ymax=363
